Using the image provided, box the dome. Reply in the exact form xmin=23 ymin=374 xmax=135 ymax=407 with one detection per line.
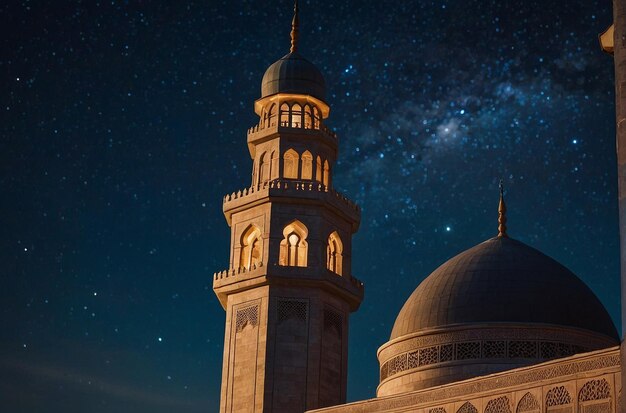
xmin=391 ymin=236 xmax=618 ymax=340
xmin=377 ymin=235 xmax=618 ymax=397
xmin=260 ymin=52 xmax=326 ymax=101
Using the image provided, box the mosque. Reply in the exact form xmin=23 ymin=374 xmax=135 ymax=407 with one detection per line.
xmin=212 ymin=3 xmax=622 ymax=413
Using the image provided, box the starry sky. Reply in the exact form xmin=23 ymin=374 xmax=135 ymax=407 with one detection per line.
xmin=0 ymin=1 xmax=621 ymax=412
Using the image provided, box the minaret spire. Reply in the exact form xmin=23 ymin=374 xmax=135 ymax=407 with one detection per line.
xmin=498 ymin=179 xmax=508 ymax=238
xmin=290 ymin=0 xmax=299 ymax=53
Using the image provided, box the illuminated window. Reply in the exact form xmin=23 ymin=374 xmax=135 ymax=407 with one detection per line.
xmin=327 ymin=231 xmax=343 ymax=275
xmin=323 ymin=160 xmax=330 ymax=187
xmin=239 ymin=225 xmax=262 ymax=270
xmin=280 ymin=103 xmax=290 ymax=126
xmin=304 ymin=105 xmax=313 ymax=129
xmin=301 ymin=151 xmax=313 ymax=180
xmin=283 ymin=149 xmax=299 ymax=179
xmin=259 ymin=152 xmax=269 ymax=184
xmin=267 ymin=104 xmax=277 ymax=127
xmin=315 ymin=156 xmax=322 ymax=182
xmin=279 ymin=220 xmax=308 ymax=267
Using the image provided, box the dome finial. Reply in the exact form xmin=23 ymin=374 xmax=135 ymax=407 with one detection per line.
xmin=498 ymin=179 xmax=508 ymax=238
xmin=290 ymin=0 xmax=299 ymax=53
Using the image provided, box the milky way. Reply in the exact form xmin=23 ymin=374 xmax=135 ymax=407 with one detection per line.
xmin=0 ymin=1 xmax=619 ymax=411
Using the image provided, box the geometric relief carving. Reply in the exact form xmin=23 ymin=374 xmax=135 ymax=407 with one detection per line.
xmin=408 ymin=350 xmax=420 ymax=369
xmin=517 ymin=392 xmax=540 ymax=413
xmin=457 ymin=342 xmax=481 ymax=360
xmin=278 ymin=300 xmax=307 ymax=324
xmin=540 ymin=342 xmax=559 ymax=359
xmin=509 ymin=341 xmax=538 ymax=358
xmin=484 ymin=341 xmax=506 ymax=358
xmin=457 ymin=402 xmax=479 ymax=413
xmin=441 ymin=344 xmax=454 ymax=362
xmin=324 ymin=308 xmax=342 ymax=338
xmin=420 ymin=346 xmax=439 ymax=366
xmin=582 ymin=403 xmax=611 ymax=413
xmin=579 ymin=379 xmax=611 ymax=401
xmin=485 ymin=396 xmax=511 ymax=413
xmin=235 ymin=305 xmax=259 ymax=333
xmin=546 ymin=386 xmax=573 ymax=407
xmin=430 ymin=408 xmax=447 ymax=413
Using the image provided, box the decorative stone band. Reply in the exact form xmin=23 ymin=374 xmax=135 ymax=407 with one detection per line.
xmin=379 ymin=339 xmax=589 ymax=382
xmin=377 ymin=324 xmax=617 ymax=384
xmin=309 ymin=347 xmax=620 ymax=413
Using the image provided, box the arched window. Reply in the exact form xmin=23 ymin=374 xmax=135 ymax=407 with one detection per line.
xmin=517 ymin=393 xmax=540 ymax=413
xmin=270 ymin=150 xmax=279 ymax=180
xmin=485 ymin=397 xmax=511 ymax=413
xmin=457 ymin=402 xmax=478 ymax=413
xmin=239 ymin=225 xmax=262 ymax=270
xmin=267 ymin=104 xmax=277 ymax=127
xmin=327 ymin=231 xmax=343 ymax=275
xmin=258 ymin=152 xmax=269 ymax=184
xmin=323 ymin=160 xmax=330 ymax=187
xmin=301 ymin=151 xmax=313 ymax=180
xmin=279 ymin=220 xmax=308 ymax=267
xmin=291 ymin=103 xmax=302 ymax=128
xmin=546 ymin=386 xmax=573 ymax=413
xmin=315 ymin=156 xmax=322 ymax=182
xmin=280 ymin=103 xmax=290 ymax=126
xmin=578 ymin=379 xmax=611 ymax=413
xmin=304 ymin=105 xmax=313 ymax=129
xmin=283 ymin=149 xmax=299 ymax=179
xmin=313 ymin=106 xmax=321 ymax=129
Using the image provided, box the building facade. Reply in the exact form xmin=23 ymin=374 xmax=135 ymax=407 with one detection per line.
xmin=214 ymin=4 xmax=623 ymax=413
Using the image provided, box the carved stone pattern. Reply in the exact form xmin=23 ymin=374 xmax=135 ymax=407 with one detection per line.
xmin=324 ymin=308 xmax=343 ymax=338
xmin=420 ymin=346 xmax=439 ymax=366
xmin=541 ymin=342 xmax=559 ymax=359
xmin=380 ymin=340 xmax=592 ymax=382
xmin=430 ymin=407 xmax=447 ymax=413
xmin=517 ymin=392 xmax=540 ymax=413
xmin=457 ymin=342 xmax=481 ymax=360
xmin=484 ymin=341 xmax=506 ymax=358
xmin=359 ymin=351 xmax=619 ymax=413
xmin=408 ymin=350 xmax=419 ymax=369
xmin=509 ymin=341 xmax=538 ymax=358
xmin=458 ymin=402 xmax=479 ymax=413
xmin=485 ymin=396 xmax=512 ymax=413
xmin=579 ymin=379 xmax=611 ymax=402
xmin=546 ymin=386 xmax=573 ymax=407
xmin=380 ymin=360 xmax=389 ymax=382
xmin=235 ymin=305 xmax=259 ymax=333
xmin=581 ymin=402 xmax=611 ymax=413
xmin=379 ymin=327 xmax=613 ymax=359
xmin=441 ymin=344 xmax=454 ymax=362
xmin=277 ymin=300 xmax=307 ymax=324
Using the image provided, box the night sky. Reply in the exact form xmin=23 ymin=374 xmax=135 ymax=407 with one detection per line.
xmin=0 ymin=1 xmax=621 ymax=412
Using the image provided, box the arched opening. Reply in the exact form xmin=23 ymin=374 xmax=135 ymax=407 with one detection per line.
xmin=315 ymin=156 xmax=322 ymax=182
xmin=291 ymin=103 xmax=302 ymax=128
xmin=327 ymin=231 xmax=343 ymax=275
xmin=239 ymin=225 xmax=262 ymax=270
xmin=280 ymin=103 xmax=290 ymax=126
xmin=313 ymin=106 xmax=321 ymax=129
xmin=279 ymin=220 xmax=308 ymax=267
xmin=323 ymin=160 xmax=330 ymax=187
xmin=259 ymin=152 xmax=269 ymax=184
xmin=270 ymin=150 xmax=279 ymax=180
xmin=283 ymin=149 xmax=299 ymax=179
xmin=304 ymin=105 xmax=313 ymax=129
xmin=301 ymin=151 xmax=313 ymax=180
xmin=267 ymin=104 xmax=277 ymax=127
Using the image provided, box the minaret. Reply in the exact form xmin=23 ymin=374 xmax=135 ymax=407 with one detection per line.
xmin=213 ymin=4 xmax=364 ymax=412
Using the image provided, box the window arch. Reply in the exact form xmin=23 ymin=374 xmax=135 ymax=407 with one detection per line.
xmin=301 ymin=151 xmax=313 ymax=180
xmin=313 ymin=106 xmax=321 ymax=129
xmin=546 ymin=386 xmax=572 ymax=412
xmin=485 ymin=397 xmax=511 ymax=413
xmin=323 ymin=160 xmax=330 ymax=187
xmin=279 ymin=220 xmax=308 ymax=267
xmin=579 ymin=379 xmax=611 ymax=413
xmin=267 ymin=103 xmax=277 ymax=127
xmin=280 ymin=103 xmax=290 ymax=126
xmin=315 ymin=156 xmax=322 ymax=182
xmin=239 ymin=225 xmax=262 ymax=270
xmin=304 ymin=105 xmax=313 ymax=129
xmin=270 ymin=150 xmax=279 ymax=180
xmin=517 ymin=393 xmax=540 ymax=413
xmin=327 ymin=231 xmax=343 ymax=275
xmin=259 ymin=152 xmax=269 ymax=184
xmin=291 ymin=103 xmax=302 ymax=128
xmin=457 ymin=402 xmax=478 ymax=413
xmin=283 ymin=149 xmax=299 ymax=179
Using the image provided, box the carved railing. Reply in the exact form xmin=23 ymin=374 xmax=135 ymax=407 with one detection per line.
xmin=247 ymin=121 xmax=337 ymax=140
xmin=222 ymin=179 xmax=360 ymax=213
xmin=214 ymin=262 xmax=264 ymax=281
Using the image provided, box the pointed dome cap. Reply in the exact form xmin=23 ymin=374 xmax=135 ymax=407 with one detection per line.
xmin=261 ymin=52 xmax=326 ymax=101
xmin=259 ymin=1 xmax=326 ymax=102
xmin=390 ymin=236 xmax=618 ymax=341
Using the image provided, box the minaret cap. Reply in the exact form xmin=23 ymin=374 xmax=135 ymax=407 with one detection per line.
xmin=290 ymin=0 xmax=299 ymax=53
xmin=498 ymin=180 xmax=508 ymax=238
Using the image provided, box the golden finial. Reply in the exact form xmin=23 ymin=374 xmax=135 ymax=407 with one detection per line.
xmin=498 ymin=179 xmax=508 ymax=238
xmin=290 ymin=0 xmax=299 ymax=53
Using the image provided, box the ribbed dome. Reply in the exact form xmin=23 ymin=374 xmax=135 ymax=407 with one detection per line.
xmin=391 ymin=236 xmax=618 ymax=341
xmin=260 ymin=52 xmax=326 ymax=101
